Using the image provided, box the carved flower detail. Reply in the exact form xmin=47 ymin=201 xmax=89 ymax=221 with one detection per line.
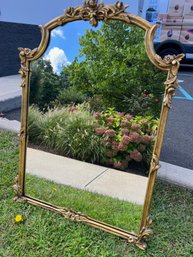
xmin=66 ymin=7 xmax=75 ymax=15
xmin=85 ymin=0 xmax=98 ymax=8
xmin=85 ymin=9 xmax=99 ymax=27
xmin=163 ymin=53 xmax=184 ymax=65
xmin=115 ymin=1 xmax=124 ymax=9
xmin=135 ymin=216 xmax=153 ymax=250
xmin=65 ymin=1 xmax=128 ymax=27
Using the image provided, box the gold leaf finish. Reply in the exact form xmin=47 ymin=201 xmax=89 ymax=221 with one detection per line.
xmin=150 ymin=154 xmax=160 ymax=175
xmin=135 ymin=217 xmax=153 ymax=250
xmin=13 ymin=176 xmax=21 ymax=198
xmin=65 ymin=1 xmax=128 ymax=27
xmin=13 ymin=176 xmax=26 ymax=203
xmin=16 ymin=0 xmax=183 ymax=250
xmin=18 ymin=48 xmax=38 ymax=88
xmin=163 ymin=54 xmax=184 ymax=108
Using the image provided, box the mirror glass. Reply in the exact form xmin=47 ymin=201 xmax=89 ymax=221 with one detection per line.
xmin=25 ymin=20 xmax=166 ymax=233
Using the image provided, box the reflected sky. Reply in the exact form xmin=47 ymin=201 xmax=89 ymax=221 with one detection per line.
xmin=1 ymin=0 xmax=165 ymax=73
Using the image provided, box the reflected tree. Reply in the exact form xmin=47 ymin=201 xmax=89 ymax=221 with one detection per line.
xmin=67 ymin=22 xmax=166 ymax=117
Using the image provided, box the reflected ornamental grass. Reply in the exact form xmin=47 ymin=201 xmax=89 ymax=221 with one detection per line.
xmin=28 ymin=105 xmax=106 ymax=164
xmin=28 ymin=105 xmax=158 ymax=174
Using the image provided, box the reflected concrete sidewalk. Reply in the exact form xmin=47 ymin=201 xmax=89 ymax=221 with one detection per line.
xmin=26 ymin=148 xmax=148 ymax=205
xmin=2 ymin=121 xmax=193 ymax=195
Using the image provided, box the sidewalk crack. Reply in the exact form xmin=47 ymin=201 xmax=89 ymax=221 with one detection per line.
xmin=84 ymin=168 xmax=109 ymax=188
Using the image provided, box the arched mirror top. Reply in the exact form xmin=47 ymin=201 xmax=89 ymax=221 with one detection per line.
xmin=18 ymin=0 xmax=184 ymax=71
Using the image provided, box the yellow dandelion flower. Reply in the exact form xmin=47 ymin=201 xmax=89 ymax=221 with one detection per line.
xmin=15 ymin=214 xmax=22 ymax=223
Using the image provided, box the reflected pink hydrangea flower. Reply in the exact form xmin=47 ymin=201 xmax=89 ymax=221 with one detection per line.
xmin=124 ymin=114 xmax=133 ymax=120
xmin=113 ymin=160 xmax=128 ymax=170
xmin=95 ymin=112 xmax=101 ymax=118
xmin=95 ymin=128 xmax=106 ymax=135
xmin=130 ymin=149 xmax=143 ymax=162
xmin=141 ymin=119 xmax=148 ymax=125
xmin=68 ymin=106 xmax=77 ymax=112
xmin=105 ymin=129 xmax=115 ymax=137
xmin=131 ymin=123 xmax=140 ymax=131
xmin=117 ymin=143 xmax=127 ymax=151
xmin=121 ymin=135 xmax=130 ymax=144
xmin=116 ymin=112 xmax=124 ymax=117
xmin=141 ymin=135 xmax=151 ymax=144
xmin=121 ymin=120 xmax=131 ymax=127
xmin=106 ymin=116 xmax=114 ymax=123
xmin=113 ymin=161 xmax=123 ymax=169
xmin=129 ymin=132 xmax=140 ymax=143
xmin=111 ymin=141 xmax=118 ymax=150
xmin=121 ymin=128 xmax=129 ymax=135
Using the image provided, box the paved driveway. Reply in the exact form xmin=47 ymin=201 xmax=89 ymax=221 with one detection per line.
xmin=161 ymin=70 xmax=193 ymax=170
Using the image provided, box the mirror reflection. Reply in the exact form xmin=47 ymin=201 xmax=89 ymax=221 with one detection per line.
xmin=25 ymin=21 xmax=166 ymax=233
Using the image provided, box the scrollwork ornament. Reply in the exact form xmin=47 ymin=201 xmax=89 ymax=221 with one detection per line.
xmin=135 ymin=216 xmax=153 ymax=250
xmin=65 ymin=1 xmax=128 ymax=27
xmin=57 ymin=206 xmax=140 ymax=246
xmin=18 ymin=47 xmax=38 ymax=88
xmin=150 ymin=154 xmax=160 ymax=174
xmin=19 ymin=128 xmax=25 ymax=143
xmin=57 ymin=208 xmax=89 ymax=223
xmin=163 ymin=54 xmax=184 ymax=108
xmin=13 ymin=176 xmax=22 ymax=201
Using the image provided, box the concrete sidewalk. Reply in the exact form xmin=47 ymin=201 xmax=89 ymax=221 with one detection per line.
xmin=1 ymin=119 xmax=193 ymax=193
xmin=0 ymin=75 xmax=21 ymax=112
xmin=0 ymin=75 xmax=21 ymax=132
xmin=158 ymin=161 xmax=193 ymax=189
xmin=0 ymin=118 xmax=20 ymax=133
xmin=26 ymin=148 xmax=148 ymax=205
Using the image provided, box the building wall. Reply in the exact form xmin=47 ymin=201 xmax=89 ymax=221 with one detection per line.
xmin=0 ymin=21 xmax=41 ymax=77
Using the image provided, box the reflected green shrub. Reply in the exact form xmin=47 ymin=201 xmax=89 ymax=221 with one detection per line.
xmin=28 ymin=105 xmax=158 ymax=172
xmin=57 ymin=86 xmax=86 ymax=106
xmin=67 ymin=22 xmax=166 ymax=117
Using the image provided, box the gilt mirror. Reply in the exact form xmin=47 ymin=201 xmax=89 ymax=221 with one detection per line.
xmin=14 ymin=0 xmax=183 ymax=250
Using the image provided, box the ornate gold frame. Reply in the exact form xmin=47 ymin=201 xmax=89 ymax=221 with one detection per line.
xmin=14 ymin=1 xmax=183 ymax=250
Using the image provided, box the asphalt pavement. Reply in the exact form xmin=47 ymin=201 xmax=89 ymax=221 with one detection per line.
xmin=160 ymin=68 xmax=193 ymax=170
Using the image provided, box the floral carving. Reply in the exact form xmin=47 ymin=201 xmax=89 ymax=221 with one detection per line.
xmin=13 ymin=176 xmax=22 ymax=201
xmin=150 ymin=154 xmax=160 ymax=174
xmin=13 ymin=175 xmax=26 ymax=203
xmin=163 ymin=54 xmax=184 ymax=108
xmin=65 ymin=1 xmax=128 ymax=27
xmin=18 ymin=47 xmax=38 ymax=88
xmin=56 ymin=206 xmax=139 ymax=245
xmin=56 ymin=205 xmax=154 ymax=251
xmin=135 ymin=216 xmax=153 ymax=250
xmin=19 ymin=128 xmax=25 ymax=142
xmin=58 ymin=208 xmax=88 ymax=222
